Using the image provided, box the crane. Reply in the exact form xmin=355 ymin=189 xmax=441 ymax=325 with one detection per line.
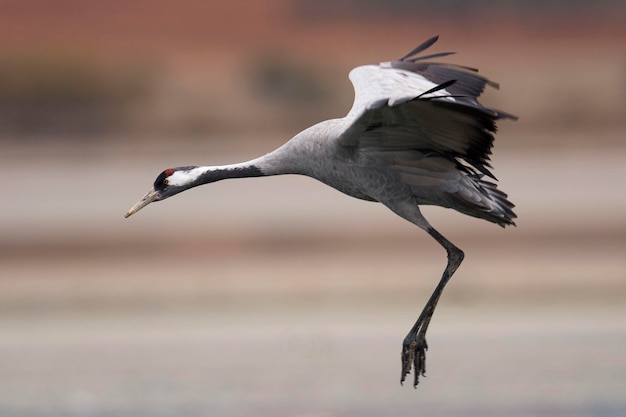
xmin=125 ymin=36 xmax=517 ymax=388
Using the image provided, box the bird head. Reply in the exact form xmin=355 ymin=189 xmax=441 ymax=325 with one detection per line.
xmin=125 ymin=166 xmax=199 ymax=218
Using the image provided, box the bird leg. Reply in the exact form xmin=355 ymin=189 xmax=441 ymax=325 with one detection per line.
xmin=401 ymin=226 xmax=464 ymax=388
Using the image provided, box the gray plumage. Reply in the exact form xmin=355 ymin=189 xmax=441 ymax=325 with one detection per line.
xmin=125 ymin=35 xmax=517 ymax=387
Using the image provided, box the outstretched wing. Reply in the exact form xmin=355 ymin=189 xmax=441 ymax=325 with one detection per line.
xmin=337 ymin=35 xmax=517 ymax=180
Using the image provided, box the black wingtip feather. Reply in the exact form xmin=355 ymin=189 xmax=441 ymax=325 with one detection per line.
xmin=417 ymin=80 xmax=457 ymax=99
xmin=392 ymin=37 xmax=504 ymax=100
xmin=407 ymin=51 xmax=456 ymax=62
xmin=399 ymin=35 xmax=439 ymax=61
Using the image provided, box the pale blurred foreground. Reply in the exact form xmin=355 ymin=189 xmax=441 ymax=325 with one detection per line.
xmin=1 ymin=134 xmax=625 ymax=416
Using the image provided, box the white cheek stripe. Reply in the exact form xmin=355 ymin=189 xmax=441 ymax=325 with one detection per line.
xmin=167 ymin=167 xmax=210 ymax=187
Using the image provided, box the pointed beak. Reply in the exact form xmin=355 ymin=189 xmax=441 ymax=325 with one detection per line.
xmin=125 ymin=188 xmax=159 ymax=218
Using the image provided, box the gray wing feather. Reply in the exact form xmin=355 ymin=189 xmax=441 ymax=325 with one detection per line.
xmin=338 ymin=36 xmax=517 ymax=180
xmin=353 ymin=98 xmax=505 ymax=179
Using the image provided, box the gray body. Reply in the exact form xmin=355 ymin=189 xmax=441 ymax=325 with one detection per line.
xmin=263 ymin=117 xmax=513 ymax=225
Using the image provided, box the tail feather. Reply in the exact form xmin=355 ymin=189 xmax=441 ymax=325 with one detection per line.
xmin=478 ymin=179 xmax=516 ymax=227
xmin=438 ymin=173 xmax=516 ymax=227
xmin=390 ymin=152 xmax=515 ymax=227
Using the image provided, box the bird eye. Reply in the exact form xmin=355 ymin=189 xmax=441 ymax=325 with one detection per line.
xmin=163 ymin=179 xmax=169 ymax=185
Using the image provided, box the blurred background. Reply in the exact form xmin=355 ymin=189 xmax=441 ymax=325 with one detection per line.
xmin=1 ymin=1 xmax=625 ymax=416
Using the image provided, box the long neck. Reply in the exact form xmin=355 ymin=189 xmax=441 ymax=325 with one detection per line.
xmin=192 ymin=141 xmax=307 ymax=186
xmin=180 ymin=126 xmax=330 ymax=190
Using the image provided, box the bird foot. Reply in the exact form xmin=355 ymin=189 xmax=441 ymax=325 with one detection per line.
xmin=400 ymin=334 xmax=428 ymax=388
